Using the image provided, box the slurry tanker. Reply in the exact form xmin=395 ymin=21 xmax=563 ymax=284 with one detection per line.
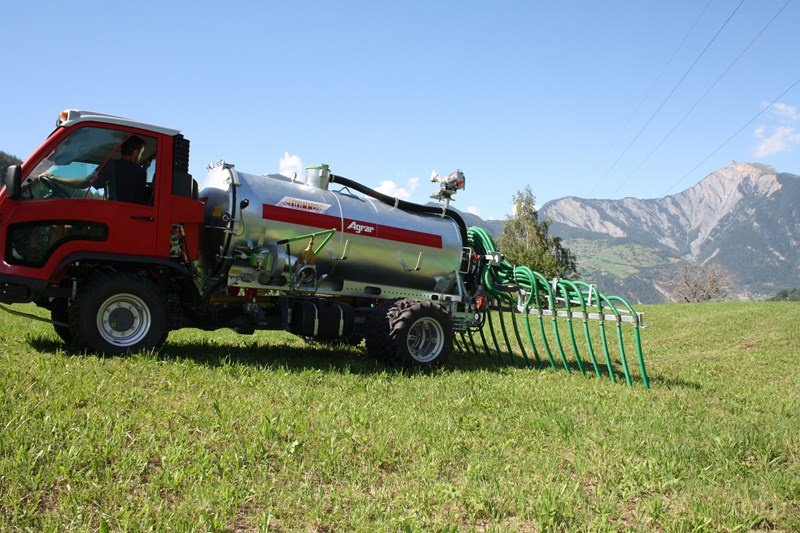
xmin=0 ymin=110 xmax=649 ymax=387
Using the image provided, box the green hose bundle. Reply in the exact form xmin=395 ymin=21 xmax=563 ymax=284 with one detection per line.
xmin=465 ymin=227 xmax=650 ymax=388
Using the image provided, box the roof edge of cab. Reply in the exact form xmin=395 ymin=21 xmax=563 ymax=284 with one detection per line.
xmin=56 ymin=109 xmax=181 ymax=137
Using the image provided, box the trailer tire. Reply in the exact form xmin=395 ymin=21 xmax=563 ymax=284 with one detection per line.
xmin=367 ymin=299 xmax=453 ymax=367
xmin=69 ymin=273 xmax=167 ymax=355
xmin=365 ymin=300 xmax=395 ymax=361
xmin=388 ymin=300 xmax=452 ymax=367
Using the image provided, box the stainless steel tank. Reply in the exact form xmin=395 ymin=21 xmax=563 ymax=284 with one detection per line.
xmin=200 ymin=163 xmax=464 ymax=296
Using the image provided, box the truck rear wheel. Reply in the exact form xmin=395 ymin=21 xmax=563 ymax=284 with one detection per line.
xmin=51 ymin=302 xmax=73 ymax=346
xmin=367 ymin=299 xmax=453 ymax=368
xmin=69 ymin=273 xmax=168 ymax=355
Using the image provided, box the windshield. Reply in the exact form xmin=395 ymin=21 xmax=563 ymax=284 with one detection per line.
xmin=21 ymin=126 xmax=157 ymax=202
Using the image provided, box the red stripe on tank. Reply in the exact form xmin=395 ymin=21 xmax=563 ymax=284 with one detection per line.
xmin=261 ymin=204 xmax=443 ymax=249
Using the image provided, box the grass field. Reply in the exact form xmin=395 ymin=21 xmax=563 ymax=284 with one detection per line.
xmin=1 ymin=301 xmax=798 ymax=530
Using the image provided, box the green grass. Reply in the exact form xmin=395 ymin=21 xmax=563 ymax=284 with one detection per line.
xmin=1 ymin=302 xmax=798 ymax=530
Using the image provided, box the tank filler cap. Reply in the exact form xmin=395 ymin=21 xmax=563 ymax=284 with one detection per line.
xmin=306 ymin=164 xmax=331 ymax=190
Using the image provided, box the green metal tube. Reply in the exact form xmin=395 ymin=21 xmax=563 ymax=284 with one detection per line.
xmin=595 ymin=299 xmax=616 ymax=383
xmin=522 ymin=311 xmax=542 ymax=368
xmin=459 ymin=332 xmax=473 ymax=355
xmin=615 ymin=321 xmax=632 ymax=387
xmin=468 ymin=330 xmax=480 ymax=355
xmin=570 ymin=281 xmax=602 ymax=377
xmin=497 ymin=299 xmax=517 ymax=364
xmin=633 ymin=326 xmax=650 ymax=389
xmin=279 ymin=228 xmax=337 ymax=247
xmin=486 ymin=303 xmax=506 ymax=363
xmin=557 ymin=281 xmax=586 ymax=376
xmin=597 ymin=295 xmax=631 ymax=386
xmin=453 ymin=335 xmax=465 ymax=354
xmin=530 ymin=276 xmax=557 ymax=370
xmin=606 ymin=295 xmax=650 ymax=389
xmin=533 ymin=272 xmax=570 ymax=372
xmin=478 ymin=317 xmax=497 ymax=362
xmin=508 ymin=302 xmax=532 ymax=367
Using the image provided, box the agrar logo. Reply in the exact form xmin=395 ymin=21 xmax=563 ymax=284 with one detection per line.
xmin=346 ymin=220 xmax=376 ymax=234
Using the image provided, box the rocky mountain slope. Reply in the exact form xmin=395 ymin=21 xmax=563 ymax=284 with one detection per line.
xmin=539 ymin=162 xmax=800 ymax=302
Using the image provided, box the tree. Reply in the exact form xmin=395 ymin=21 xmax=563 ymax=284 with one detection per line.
xmin=768 ymin=288 xmax=800 ymax=301
xmin=499 ymin=186 xmax=577 ymax=278
xmin=660 ymin=263 xmax=733 ymax=303
xmin=1 ymin=150 xmax=22 ymax=177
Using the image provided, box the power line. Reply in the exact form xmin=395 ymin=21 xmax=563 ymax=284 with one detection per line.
xmin=586 ymin=0 xmax=713 ymax=180
xmin=588 ymin=0 xmax=746 ymax=197
xmin=611 ymin=0 xmax=793 ymax=196
xmin=662 ymin=76 xmax=800 ymax=196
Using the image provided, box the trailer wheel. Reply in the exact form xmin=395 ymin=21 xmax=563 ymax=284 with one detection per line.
xmin=69 ymin=273 xmax=167 ymax=355
xmin=367 ymin=299 xmax=452 ymax=366
xmin=389 ymin=300 xmax=452 ymax=367
xmin=365 ymin=300 xmax=395 ymax=361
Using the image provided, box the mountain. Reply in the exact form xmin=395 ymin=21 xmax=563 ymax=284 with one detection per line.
xmin=539 ymin=162 xmax=800 ymax=302
xmin=427 ymin=204 xmax=505 ymax=236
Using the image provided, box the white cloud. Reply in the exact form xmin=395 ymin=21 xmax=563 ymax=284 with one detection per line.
xmin=771 ymin=102 xmax=800 ymax=122
xmin=374 ymin=176 xmax=420 ymax=200
xmin=467 ymin=205 xmax=481 ymax=216
xmin=753 ymin=126 xmax=800 ymax=157
xmin=279 ymin=152 xmax=304 ymax=180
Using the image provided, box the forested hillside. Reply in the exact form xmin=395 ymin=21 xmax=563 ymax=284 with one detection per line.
xmin=1 ymin=150 xmax=22 ymax=176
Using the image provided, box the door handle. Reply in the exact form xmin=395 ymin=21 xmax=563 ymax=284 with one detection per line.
xmin=131 ymin=215 xmax=154 ymax=222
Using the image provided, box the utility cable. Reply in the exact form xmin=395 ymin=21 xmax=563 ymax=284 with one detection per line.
xmin=612 ymin=0 xmax=793 ymax=196
xmin=662 ymin=76 xmax=800 ymax=195
xmin=588 ymin=0 xmax=713 ymax=182
xmin=588 ymin=0 xmax=747 ymax=196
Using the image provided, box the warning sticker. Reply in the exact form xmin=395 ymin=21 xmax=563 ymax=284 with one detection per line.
xmin=275 ymin=196 xmax=332 ymax=213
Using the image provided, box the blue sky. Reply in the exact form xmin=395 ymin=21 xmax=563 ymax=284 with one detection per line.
xmin=2 ymin=0 xmax=799 ymax=219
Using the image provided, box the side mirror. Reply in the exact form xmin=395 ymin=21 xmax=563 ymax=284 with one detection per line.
xmin=4 ymin=165 xmax=21 ymax=199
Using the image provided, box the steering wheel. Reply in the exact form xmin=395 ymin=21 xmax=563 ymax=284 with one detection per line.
xmin=38 ymin=175 xmax=74 ymax=199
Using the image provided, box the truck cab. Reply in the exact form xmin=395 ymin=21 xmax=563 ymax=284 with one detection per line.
xmin=0 ymin=110 xmax=203 ymax=303
xmin=0 ymin=111 xmax=207 ymax=354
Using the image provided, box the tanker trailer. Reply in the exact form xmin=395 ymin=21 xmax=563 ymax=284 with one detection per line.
xmin=195 ymin=162 xmax=480 ymax=366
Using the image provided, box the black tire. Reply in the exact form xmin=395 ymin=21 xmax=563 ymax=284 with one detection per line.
xmin=51 ymin=302 xmax=73 ymax=346
xmin=365 ymin=301 xmax=394 ymax=361
xmin=69 ymin=272 xmax=168 ymax=355
xmin=367 ymin=299 xmax=453 ymax=368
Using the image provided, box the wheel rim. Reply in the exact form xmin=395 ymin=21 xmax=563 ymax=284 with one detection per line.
xmin=96 ymin=293 xmax=151 ymax=347
xmin=406 ymin=316 xmax=445 ymax=363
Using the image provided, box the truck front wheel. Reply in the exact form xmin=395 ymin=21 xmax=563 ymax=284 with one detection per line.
xmin=69 ymin=273 xmax=168 ymax=355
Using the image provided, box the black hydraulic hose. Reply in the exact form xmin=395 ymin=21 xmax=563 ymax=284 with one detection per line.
xmin=329 ymin=174 xmax=469 ymax=248
xmin=208 ymin=176 xmax=238 ymax=281
xmin=219 ymin=180 xmax=237 ymax=273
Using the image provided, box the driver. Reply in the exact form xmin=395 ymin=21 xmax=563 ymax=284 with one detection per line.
xmin=42 ymin=136 xmax=150 ymax=205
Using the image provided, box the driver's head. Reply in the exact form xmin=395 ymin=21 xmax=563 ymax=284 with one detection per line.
xmin=121 ymin=136 xmax=146 ymax=162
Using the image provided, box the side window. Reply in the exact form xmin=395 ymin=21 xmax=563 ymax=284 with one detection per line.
xmin=6 ymin=221 xmax=108 ymax=267
xmin=22 ymin=126 xmax=157 ymax=206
